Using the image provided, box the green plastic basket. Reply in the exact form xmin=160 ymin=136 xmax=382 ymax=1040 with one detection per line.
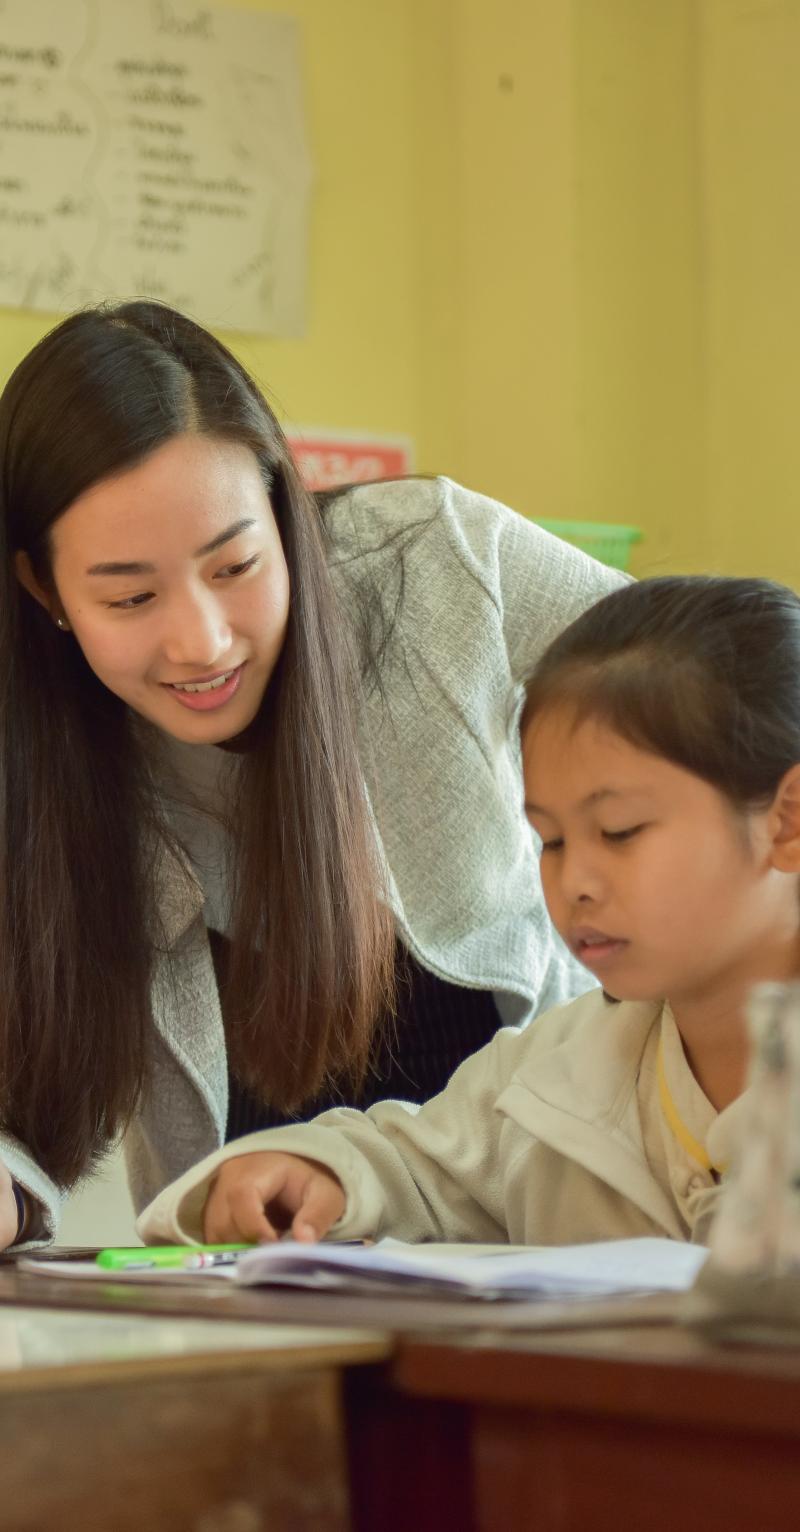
xmin=535 ymin=519 xmax=642 ymax=572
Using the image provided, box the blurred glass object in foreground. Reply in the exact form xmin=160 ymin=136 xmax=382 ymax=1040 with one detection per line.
xmin=684 ymin=982 xmax=800 ymax=1341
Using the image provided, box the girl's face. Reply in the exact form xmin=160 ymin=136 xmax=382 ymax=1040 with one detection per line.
xmin=36 ymin=434 xmax=291 ymax=744
xmin=522 ymin=705 xmax=800 ymax=1009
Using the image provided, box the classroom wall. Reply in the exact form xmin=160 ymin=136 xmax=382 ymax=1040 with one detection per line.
xmin=570 ymin=0 xmax=800 ymax=584
xmin=2 ymin=2 xmax=797 ymax=578
xmin=573 ymin=0 xmax=706 ymax=576
xmin=700 ymin=0 xmax=800 ymax=585
xmin=415 ymin=0 xmax=800 ymax=583
xmin=411 ymin=0 xmax=584 ymax=523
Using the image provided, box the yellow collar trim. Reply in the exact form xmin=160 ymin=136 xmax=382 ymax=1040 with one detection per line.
xmin=657 ymin=1037 xmax=714 ymax=1172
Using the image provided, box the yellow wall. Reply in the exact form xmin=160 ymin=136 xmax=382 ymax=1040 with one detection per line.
xmin=428 ymin=0 xmax=800 ymax=583
xmin=574 ymin=0 xmax=706 ymax=577
xmin=701 ymin=0 xmax=800 ymax=586
xmin=572 ymin=0 xmax=800 ymax=584
xmin=413 ymin=1 xmax=583 ymax=521
xmin=2 ymin=1 xmax=799 ymax=583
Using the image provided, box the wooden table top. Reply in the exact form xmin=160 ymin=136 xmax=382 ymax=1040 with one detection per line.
xmin=5 ymin=1256 xmax=800 ymax=1412
xmin=0 ymin=1259 xmax=686 ymax=1336
xmin=387 ymin=1317 xmax=800 ymax=1439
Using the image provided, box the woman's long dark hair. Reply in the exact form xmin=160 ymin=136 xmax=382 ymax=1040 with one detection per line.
xmin=0 ymin=301 xmax=395 ymax=1185
xmin=522 ymin=575 xmax=800 ymax=808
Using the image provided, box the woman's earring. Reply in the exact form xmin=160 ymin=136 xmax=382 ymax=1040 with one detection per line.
xmin=55 ymin=617 xmax=70 ymax=631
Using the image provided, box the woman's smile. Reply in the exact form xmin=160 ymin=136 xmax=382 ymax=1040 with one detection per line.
xmin=162 ymin=662 xmax=247 ymax=712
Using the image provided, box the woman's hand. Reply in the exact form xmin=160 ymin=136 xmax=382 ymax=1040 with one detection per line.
xmin=203 ymin=1151 xmax=347 ymax=1244
xmin=0 ymin=1162 xmax=19 ymax=1250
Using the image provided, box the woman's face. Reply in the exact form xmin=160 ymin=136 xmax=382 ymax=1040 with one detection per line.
xmin=40 ymin=433 xmax=291 ymax=744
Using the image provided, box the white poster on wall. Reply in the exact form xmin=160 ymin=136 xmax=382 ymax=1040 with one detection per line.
xmin=0 ymin=0 xmax=312 ymax=334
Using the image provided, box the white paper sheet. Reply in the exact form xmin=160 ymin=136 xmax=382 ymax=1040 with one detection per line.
xmin=0 ymin=0 xmax=312 ymax=333
xmin=235 ymin=1238 xmax=709 ymax=1301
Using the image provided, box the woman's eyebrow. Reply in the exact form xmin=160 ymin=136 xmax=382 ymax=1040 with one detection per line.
xmin=195 ymin=517 xmax=257 ymax=558
xmin=85 ymin=518 xmax=257 ymax=577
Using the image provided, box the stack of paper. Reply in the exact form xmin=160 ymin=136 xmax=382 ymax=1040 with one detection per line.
xmin=235 ymin=1237 xmax=708 ymax=1302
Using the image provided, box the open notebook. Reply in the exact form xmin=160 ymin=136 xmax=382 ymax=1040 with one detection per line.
xmin=235 ymin=1237 xmax=707 ymax=1298
xmin=20 ymin=1237 xmax=708 ymax=1301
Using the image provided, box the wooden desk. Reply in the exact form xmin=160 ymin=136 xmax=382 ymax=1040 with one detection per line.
xmin=0 ymin=1281 xmax=389 ymax=1532
xmin=348 ymin=1323 xmax=800 ymax=1532
xmin=5 ymin=1266 xmax=800 ymax=1531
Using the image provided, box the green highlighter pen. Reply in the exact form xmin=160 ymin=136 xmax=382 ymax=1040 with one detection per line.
xmin=97 ymin=1244 xmax=251 ymax=1271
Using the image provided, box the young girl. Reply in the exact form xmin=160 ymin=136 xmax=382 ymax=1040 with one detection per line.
xmin=0 ymin=300 xmax=622 ymax=1250
xmin=140 ymin=575 xmax=800 ymax=1249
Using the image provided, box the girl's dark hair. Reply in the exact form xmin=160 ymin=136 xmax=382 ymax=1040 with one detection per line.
xmin=522 ymin=575 xmax=800 ymax=808
xmin=0 ymin=300 xmax=395 ymax=1185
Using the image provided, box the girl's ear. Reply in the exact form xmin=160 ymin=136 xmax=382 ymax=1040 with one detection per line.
xmin=768 ymin=764 xmax=800 ymax=872
xmin=14 ymin=551 xmax=54 ymax=615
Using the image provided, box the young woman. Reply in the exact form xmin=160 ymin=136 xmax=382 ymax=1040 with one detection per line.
xmin=0 ymin=300 xmax=623 ymax=1248
xmin=138 ymin=576 xmax=800 ymax=1249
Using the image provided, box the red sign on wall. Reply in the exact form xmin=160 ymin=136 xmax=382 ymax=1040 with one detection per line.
xmin=286 ymin=429 xmax=413 ymax=491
